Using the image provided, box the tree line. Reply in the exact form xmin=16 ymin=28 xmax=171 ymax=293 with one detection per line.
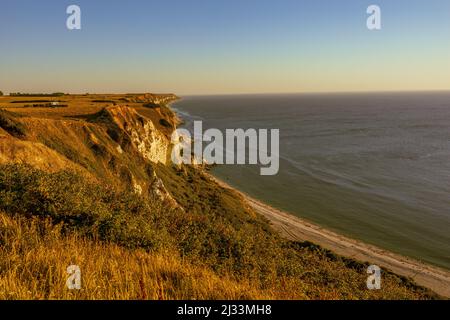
xmin=9 ymin=92 xmax=65 ymax=97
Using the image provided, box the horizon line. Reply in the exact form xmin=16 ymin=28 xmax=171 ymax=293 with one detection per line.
xmin=3 ymin=89 xmax=450 ymax=97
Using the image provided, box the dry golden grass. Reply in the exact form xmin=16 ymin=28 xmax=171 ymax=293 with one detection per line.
xmin=0 ymin=210 xmax=436 ymax=300
xmin=0 ymin=94 xmax=177 ymax=136
xmin=0 ymin=212 xmax=273 ymax=300
xmin=0 ymin=94 xmax=108 ymax=119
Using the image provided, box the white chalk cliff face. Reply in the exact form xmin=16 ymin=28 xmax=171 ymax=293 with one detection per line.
xmin=132 ymin=120 xmax=168 ymax=164
xmin=0 ymin=104 xmax=183 ymax=210
xmin=106 ymin=106 xmax=182 ymax=209
xmin=107 ymin=106 xmax=171 ymax=164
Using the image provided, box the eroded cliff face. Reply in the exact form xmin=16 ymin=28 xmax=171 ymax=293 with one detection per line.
xmin=101 ymin=106 xmax=182 ymax=210
xmin=0 ymin=96 xmax=183 ymax=210
xmin=107 ymin=106 xmax=170 ymax=165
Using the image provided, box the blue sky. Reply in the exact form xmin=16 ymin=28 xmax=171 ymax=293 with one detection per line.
xmin=1 ymin=0 xmax=449 ymax=94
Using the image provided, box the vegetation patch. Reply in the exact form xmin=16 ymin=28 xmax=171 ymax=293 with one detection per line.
xmin=23 ymin=103 xmax=68 ymax=108
xmin=11 ymin=100 xmax=53 ymax=103
xmin=0 ymin=164 xmax=172 ymax=250
xmin=9 ymin=92 xmax=65 ymax=97
xmin=143 ymin=102 xmax=161 ymax=108
xmin=0 ymin=109 xmax=26 ymax=137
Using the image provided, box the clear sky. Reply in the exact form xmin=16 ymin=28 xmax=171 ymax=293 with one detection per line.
xmin=1 ymin=0 xmax=449 ymax=95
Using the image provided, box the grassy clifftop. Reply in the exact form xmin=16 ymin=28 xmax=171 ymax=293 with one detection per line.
xmin=0 ymin=94 xmax=438 ymax=299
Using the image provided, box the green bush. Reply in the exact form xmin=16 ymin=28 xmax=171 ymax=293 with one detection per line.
xmin=0 ymin=164 xmax=285 ymax=278
xmin=0 ymin=164 xmax=172 ymax=250
xmin=9 ymin=92 xmax=65 ymax=97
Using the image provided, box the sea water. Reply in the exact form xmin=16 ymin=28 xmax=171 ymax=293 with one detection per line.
xmin=172 ymin=92 xmax=450 ymax=270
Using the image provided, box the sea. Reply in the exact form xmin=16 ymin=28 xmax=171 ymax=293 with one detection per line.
xmin=172 ymin=92 xmax=450 ymax=270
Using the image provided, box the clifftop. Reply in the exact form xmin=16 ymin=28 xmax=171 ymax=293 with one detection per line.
xmin=0 ymin=94 xmax=180 ymax=206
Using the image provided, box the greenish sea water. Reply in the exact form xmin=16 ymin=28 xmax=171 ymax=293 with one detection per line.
xmin=172 ymin=92 xmax=450 ymax=270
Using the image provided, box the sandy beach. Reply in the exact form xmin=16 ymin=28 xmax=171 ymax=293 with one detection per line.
xmin=210 ymin=175 xmax=450 ymax=298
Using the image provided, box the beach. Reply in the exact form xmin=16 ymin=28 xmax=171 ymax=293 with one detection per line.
xmin=210 ymin=175 xmax=450 ymax=298
xmin=173 ymin=93 xmax=450 ymax=273
xmin=172 ymin=94 xmax=450 ymax=297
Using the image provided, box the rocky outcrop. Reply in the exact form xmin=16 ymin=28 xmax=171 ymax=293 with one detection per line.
xmin=106 ymin=106 xmax=171 ymax=164
xmin=97 ymin=106 xmax=182 ymax=209
xmin=150 ymin=171 xmax=184 ymax=211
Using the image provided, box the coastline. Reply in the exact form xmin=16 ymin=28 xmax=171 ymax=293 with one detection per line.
xmin=169 ymin=100 xmax=450 ymax=298
xmin=208 ymin=174 xmax=450 ymax=298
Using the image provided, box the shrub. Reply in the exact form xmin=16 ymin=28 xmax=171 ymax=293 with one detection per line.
xmin=9 ymin=92 xmax=65 ymax=97
xmin=0 ymin=164 xmax=172 ymax=250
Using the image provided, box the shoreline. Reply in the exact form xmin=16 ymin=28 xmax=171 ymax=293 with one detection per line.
xmin=169 ymin=100 xmax=450 ymax=298
xmin=208 ymin=174 xmax=450 ymax=298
